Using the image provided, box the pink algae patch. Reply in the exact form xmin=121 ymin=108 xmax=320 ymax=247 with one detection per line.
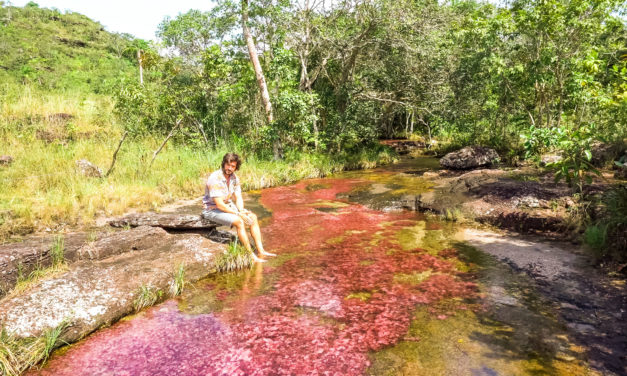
xmin=34 ymin=177 xmax=476 ymax=376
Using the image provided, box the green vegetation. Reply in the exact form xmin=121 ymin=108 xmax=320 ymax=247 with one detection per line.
xmin=0 ymin=321 xmax=68 ymax=376
xmin=170 ymin=264 xmax=186 ymax=296
xmin=215 ymin=241 xmax=253 ymax=272
xmin=50 ymin=235 xmax=65 ymax=267
xmin=133 ymin=284 xmax=164 ymax=311
xmin=0 ymin=0 xmax=625 ymax=242
xmin=585 ymin=186 xmax=627 ymax=263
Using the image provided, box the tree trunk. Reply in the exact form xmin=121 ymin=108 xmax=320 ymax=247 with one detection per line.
xmin=137 ymin=50 xmax=144 ymax=85
xmin=241 ymin=0 xmax=280 ymax=158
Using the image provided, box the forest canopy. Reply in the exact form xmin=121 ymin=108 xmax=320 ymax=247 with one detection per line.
xmin=113 ymin=0 xmax=626 ymax=159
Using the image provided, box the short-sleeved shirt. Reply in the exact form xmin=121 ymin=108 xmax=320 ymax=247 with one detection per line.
xmin=203 ymin=169 xmax=242 ymax=210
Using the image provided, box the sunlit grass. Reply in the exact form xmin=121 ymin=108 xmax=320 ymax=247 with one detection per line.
xmin=0 ymin=321 xmax=69 ymax=376
xmin=0 ymin=87 xmax=395 ymax=239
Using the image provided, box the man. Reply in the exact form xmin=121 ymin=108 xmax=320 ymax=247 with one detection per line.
xmin=202 ymin=153 xmax=275 ymax=262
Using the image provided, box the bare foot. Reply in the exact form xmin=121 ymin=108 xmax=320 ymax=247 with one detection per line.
xmin=259 ymin=250 xmax=277 ymax=257
xmin=251 ymin=253 xmax=267 ymax=263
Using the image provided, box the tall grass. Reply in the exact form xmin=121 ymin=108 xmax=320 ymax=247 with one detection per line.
xmin=0 ymin=86 xmax=395 ymax=239
xmin=0 ymin=321 xmax=69 ymax=376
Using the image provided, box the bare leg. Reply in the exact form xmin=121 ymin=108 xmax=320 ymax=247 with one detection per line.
xmin=249 ymin=213 xmax=276 ymax=256
xmin=234 ymin=218 xmax=265 ymax=262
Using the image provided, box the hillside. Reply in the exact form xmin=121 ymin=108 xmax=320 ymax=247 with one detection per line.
xmin=0 ymin=2 xmax=139 ymax=93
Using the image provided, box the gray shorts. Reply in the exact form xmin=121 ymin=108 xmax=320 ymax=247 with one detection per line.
xmin=202 ymin=209 xmax=239 ymax=227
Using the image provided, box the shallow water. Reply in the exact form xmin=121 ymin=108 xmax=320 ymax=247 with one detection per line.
xmin=33 ymin=158 xmax=595 ymax=376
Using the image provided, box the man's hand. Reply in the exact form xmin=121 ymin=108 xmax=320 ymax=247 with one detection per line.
xmin=239 ymin=212 xmax=254 ymax=226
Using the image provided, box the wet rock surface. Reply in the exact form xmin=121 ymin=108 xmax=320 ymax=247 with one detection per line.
xmin=463 ymin=229 xmax=627 ymax=376
xmin=439 ymin=146 xmax=499 ymax=170
xmin=109 ymin=212 xmax=220 ymax=230
xmin=0 ymin=227 xmax=226 ymax=343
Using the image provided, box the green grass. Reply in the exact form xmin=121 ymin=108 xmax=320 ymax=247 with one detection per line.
xmin=215 ymin=241 xmax=253 ymax=272
xmin=170 ymin=264 xmax=186 ymax=296
xmin=0 ymin=88 xmax=395 ymax=239
xmin=443 ymin=208 xmax=464 ymax=222
xmin=0 ymin=321 xmax=69 ymax=376
xmin=12 ymin=260 xmax=67 ymax=296
xmin=133 ymin=284 xmax=164 ymax=311
xmin=50 ymin=235 xmax=65 ymax=267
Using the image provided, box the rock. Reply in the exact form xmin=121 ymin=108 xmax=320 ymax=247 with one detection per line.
xmin=439 ymin=146 xmax=499 ymax=170
xmin=0 ymin=231 xmax=226 ymax=342
xmin=109 ymin=212 xmax=220 ymax=230
xmin=0 ymin=155 xmax=13 ymax=166
xmin=590 ymin=142 xmax=620 ymax=166
xmin=540 ymin=154 xmax=563 ymax=166
xmin=0 ymin=226 xmax=167 ymax=296
xmin=614 ymin=165 xmax=627 ymax=179
xmin=76 ymin=159 xmax=103 ymax=178
xmin=47 ymin=113 xmax=74 ymax=123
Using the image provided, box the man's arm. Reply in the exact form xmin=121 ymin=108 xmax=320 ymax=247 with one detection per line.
xmin=234 ymin=191 xmax=247 ymax=213
xmin=213 ymin=196 xmax=239 ymax=214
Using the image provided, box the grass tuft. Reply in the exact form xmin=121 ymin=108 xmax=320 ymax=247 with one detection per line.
xmin=133 ymin=284 xmax=164 ymax=311
xmin=442 ymin=208 xmax=464 ymax=222
xmin=215 ymin=240 xmax=253 ymax=272
xmin=50 ymin=235 xmax=65 ymax=267
xmin=0 ymin=321 xmax=69 ymax=376
xmin=170 ymin=264 xmax=186 ymax=296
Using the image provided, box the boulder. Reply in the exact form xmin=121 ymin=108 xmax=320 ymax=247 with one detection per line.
xmin=109 ymin=212 xmax=220 ymax=230
xmin=540 ymin=154 xmax=563 ymax=166
xmin=0 ymin=231 xmax=226 ymax=342
xmin=440 ymin=146 xmax=499 ymax=170
xmin=590 ymin=142 xmax=621 ymax=166
xmin=615 ymin=165 xmax=627 ymax=179
xmin=76 ymin=159 xmax=103 ymax=178
xmin=0 ymin=155 xmax=13 ymax=166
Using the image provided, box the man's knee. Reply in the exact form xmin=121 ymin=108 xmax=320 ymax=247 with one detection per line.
xmin=232 ymin=217 xmax=244 ymax=228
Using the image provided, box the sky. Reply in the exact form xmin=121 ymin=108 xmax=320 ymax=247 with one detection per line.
xmin=8 ymin=0 xmax=215 ymax=41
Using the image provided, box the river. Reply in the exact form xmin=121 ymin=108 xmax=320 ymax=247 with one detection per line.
xmin=32 ymin=158 xmax=597 ymax=375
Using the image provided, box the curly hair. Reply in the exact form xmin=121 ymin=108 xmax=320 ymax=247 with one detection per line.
xmin=221 ymin=152 xmax=242 ymax=171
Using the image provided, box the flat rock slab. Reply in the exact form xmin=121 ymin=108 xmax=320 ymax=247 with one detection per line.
xmin=109 ymin=212 xmax=219 ymax=230
xmin=462 ymin=229 xmax=627 ymax=376
xmin=0 ymin=227 xmax=226 ymax=343
xmin=0 ymin=227 xmax=167 ymax=296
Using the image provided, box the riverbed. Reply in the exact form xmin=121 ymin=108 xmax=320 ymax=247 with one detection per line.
xmin=31 ymin=158 xmax=603 ymax=375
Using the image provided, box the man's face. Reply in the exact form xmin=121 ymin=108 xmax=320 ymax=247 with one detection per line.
xmin=223 ymin=161 xmax=237 ymax=176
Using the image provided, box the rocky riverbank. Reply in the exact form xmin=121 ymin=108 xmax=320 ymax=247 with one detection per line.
xmin=0 ymin=211 xmax=234 ymax=374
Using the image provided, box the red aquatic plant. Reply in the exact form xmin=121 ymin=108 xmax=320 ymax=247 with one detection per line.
xmin=34 ymin=177 xmax=477 ymax=376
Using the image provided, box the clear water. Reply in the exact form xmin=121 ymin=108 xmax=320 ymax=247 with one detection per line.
xmin=32 ymin=158 xmax=595 ymax=376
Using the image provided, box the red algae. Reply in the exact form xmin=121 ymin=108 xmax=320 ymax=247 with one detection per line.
xmin=34 ymin=176 xmax=477 ymax=376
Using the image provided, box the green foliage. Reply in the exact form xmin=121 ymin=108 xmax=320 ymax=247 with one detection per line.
xmin=523 ymin=124 xmax=601 ymax=192
xmin=589 ymin=186 xmax=627 ymax=263
xmin=583 ymin=224 xmax=608 ymax=255
xmin=548 ymin=125 xmax=601 ymax=193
